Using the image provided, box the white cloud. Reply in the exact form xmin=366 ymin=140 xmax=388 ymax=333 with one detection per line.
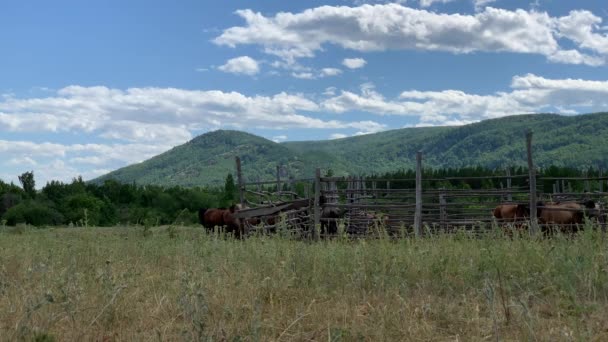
xmin=218 ymin=56 xmax=260 ymax=75
xmin=473 ymin=0 xmax=496 ymax=12
xmin=342 ymin=58 xmax=367 ymax=69
xmin=0 ymin=86 xmax=388 ymax=137
xmin=7 ymin=157 xmax=38 ymax=167
xmin=323 ymin=87 xmax=337 ymax=96
xmin=320 ymin=68 xmax=342 ymax=77
xmin=272 ymin=135 xmax=288 ymax=143
xmin=215 ymin=4 xmax=608 ymax=66
xmin=329 ymin=133 xmax=348 ymax=139
xmin=292 ymin=72 xmax=316 ymax=79
xmin=0 ymin=140 xmax=174 ymax=186
xmin=419 ymin=0 xmax=454 ymax=8
xmin=321 ymin=74 xmax=608 ymax=125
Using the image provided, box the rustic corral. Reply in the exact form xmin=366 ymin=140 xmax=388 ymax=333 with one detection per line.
xmin=229 ymin=132 xmax=607 ymax=239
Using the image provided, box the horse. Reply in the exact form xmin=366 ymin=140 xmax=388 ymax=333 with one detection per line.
xmin=198 ymin=204 xmax=246 ymax=238
xmin=537 ymin=200 xmax=598 ymax=235
xmin=492 ymin=203 xmax=532 ymax=236
xmin=319 ymin=195 xmax=344 ymax=237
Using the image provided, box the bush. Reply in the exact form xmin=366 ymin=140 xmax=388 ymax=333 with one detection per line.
xmin=60 ymin=193 xmax=104 ymax=226
xmin=2 ymin=200 xmax=64 ymax=226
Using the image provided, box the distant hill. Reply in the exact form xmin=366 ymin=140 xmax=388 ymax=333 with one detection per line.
xmin=93 ymin=112 xmax=608 ymax=187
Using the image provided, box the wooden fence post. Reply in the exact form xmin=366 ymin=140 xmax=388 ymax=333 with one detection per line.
xmin=439 ymin=191 xmax=447 ymax=232
xmin=313 ymin=168 xmax=321 ymax=241
xmin=235 ymin=156 xmax=245 ymax=206
xmin=506 ymin=168 xmax=512 ymax=202
xmin=414 ymin=151 xmax=423 ymax=238
xmin=276 ymin=165 xmax=281 ymax=199
xmin=526 ymin=131 xmax=539 ymax=236
xmin=584 ymin=171 xmax=590 ymax=193
xmin=600 ymin=169 xmax=604 ymax=193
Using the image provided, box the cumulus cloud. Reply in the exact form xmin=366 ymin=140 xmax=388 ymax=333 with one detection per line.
xmin=0 ymin=85 xmax=389 ymax=138
xmin=329 ymin=133 xmax=349 ymax=139
xmin=215 ymin=4 xmax=607 ymax=66
xmin=218 ymin=56 xmax=260 ymax=75
xmin=0 ymin=140 xmax=173 ymax=185
xmin=342 ymin=58 xmax=367 ymax=69
xmin=322 ymin=74 xmax=608 ymax=125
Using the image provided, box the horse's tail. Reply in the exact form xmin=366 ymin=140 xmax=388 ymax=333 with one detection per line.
xmin=198 ymin=208 xmax=208 ymax=225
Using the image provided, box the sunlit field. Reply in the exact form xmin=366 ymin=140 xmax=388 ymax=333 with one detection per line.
xmin=1 ymin=225 xmax=608 ymax=341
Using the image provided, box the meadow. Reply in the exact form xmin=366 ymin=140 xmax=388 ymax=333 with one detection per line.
xmin=1 ymin=224 xmax=608 ymax=341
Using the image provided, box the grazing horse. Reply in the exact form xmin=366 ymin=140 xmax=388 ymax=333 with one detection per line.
xmin=198 ymin=204 xmax=245 ymax=238
xmin=537 ymin=200 xmax=597 ymax=234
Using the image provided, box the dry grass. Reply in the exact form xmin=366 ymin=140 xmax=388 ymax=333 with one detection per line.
xmin=1 ymin=225 xmax=608 ymax=341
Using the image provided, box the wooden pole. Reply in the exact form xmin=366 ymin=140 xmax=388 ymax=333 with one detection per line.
xmin=526 ymin=131 xmax=539 ymax=236
xmin=235 ymin=156 xmax=245 ymax=206
xmin=313 ymin=168 xmax=321 ymax=241
xmin=439 ymin=192 xmax=447 ymax=232
xmin=414 ymin=151 xmax=423 ymax=238
xmin=584 ymin=171 xmax=590 ymax=193
xmin=600 ymin=169 xmax=604 ymax=193
xmin=276 ymin=165 xmax=281 ymax=199
xmin=506 ymin=168 xmax=512 ymax=202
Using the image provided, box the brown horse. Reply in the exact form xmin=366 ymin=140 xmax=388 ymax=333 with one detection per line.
xmin=537 ymin=200 xmax=597 ymax=234
xmin=492 ymin=203 xmax=532 ymax=236
xmin=198 ymin=204 xmax=245 ymax=238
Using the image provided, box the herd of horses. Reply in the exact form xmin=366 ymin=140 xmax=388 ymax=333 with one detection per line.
xmin=492 ymin=199 xmax=604 ymax=235
xmin=197 ymin=197 xmax=605 ymax=239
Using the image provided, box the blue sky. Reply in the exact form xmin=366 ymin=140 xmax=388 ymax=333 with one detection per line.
xmin=1 ymin=0 xmax=607 ymax=186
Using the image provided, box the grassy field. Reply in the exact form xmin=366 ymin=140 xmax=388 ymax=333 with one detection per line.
xmin=1 ymin=225 xmax=608 ymax=341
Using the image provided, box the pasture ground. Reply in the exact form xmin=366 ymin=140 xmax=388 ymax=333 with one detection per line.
xmin=1 ymin=225 xmax=608 ymax=341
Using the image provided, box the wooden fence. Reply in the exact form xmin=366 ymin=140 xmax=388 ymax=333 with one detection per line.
xmin=233 ymin=131 xmax=607 ymax=238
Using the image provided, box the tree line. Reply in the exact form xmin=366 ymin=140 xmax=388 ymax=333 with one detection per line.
xmin=0 ymin=172 xmax=239 ymax=227
xmin=1 ymin=166 xmax=603 ymax=227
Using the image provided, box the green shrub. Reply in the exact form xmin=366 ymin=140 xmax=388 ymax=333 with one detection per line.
xmin=2 ymin=200 xmax=64 ymax=226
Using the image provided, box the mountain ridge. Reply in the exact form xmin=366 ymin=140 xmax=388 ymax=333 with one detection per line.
xmin=93 ymin=112 xmax=608 ymax=187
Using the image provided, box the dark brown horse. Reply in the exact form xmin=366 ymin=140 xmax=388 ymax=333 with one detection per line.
xmin=198 ymin=204 xmax=245 ymax=238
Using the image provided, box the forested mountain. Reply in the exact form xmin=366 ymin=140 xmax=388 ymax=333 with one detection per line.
xmin=93 ymin=112 xmax=608 ymax=187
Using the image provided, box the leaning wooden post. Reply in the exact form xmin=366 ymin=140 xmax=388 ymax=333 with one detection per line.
xmin=313 ymin=168 xmax=321 ymax=241
xmin=526 ymin=131 xmax=539 ymax=236
xmin=235 ymin=156 xmax=245 ymax=206
xmin=414 ymin=151 xmax=423 ymax=238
